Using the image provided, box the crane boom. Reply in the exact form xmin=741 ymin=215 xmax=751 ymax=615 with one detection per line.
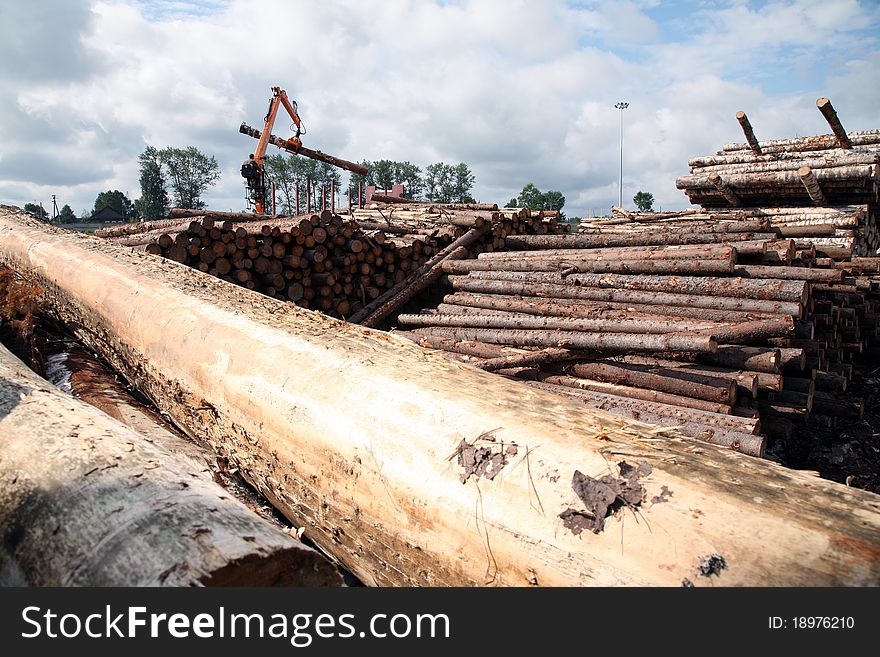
xmin=240 ymin=86 xmax=367 ymax=214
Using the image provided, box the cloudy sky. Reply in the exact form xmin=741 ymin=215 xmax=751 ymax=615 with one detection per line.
xmin=1 ymin=0 xmax=878 ymax=218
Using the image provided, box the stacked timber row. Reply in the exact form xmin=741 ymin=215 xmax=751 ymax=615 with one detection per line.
xmin=579 ymin=205 xmax=876 ymax=259
xmin=676 ymin=99 xmax=880 ymax=208
xmin=345 ymin=200 xmax=561 ymax=251
xmin=102 ymin=204 xmax=564 ymax=320
xmin=392 ymin=222 xmax=878 ymax=457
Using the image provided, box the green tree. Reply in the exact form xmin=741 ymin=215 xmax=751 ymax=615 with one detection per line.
xmin=450 ymin=162 xmax=476 ymax=203
xmin=517 ymin=183 xmax=543 ymax=209
xmin=505 ymin=198 xmax=518 ymax=208
xmin=135 ymin=146 xmax=169 ymax=220
xmin=423 ymin=162 xmax=476 ymax=203
xmin=542 ymin=190 xmax=566 ymax=215
xmin=92 ymin=190 xmax=134 ymax=218
xmin=23 ymin=202 xmax=48 ymax=219
xmin=371 ymin=159 xmax=396 ymax=190
xmin=58 ymin=204 xmax=76 ymax=224
xmin=423 ymin=163 xmax=450 ymax=202
xmin=633 ymin=191 xmax=655 ymax=212
xmin=515 ymin=183 xmax=566 ymax=219
xmin=263 ymin=154 xmax=297 ymax=215
xmin=393 ymin=161 xmax=423 ymax=199
xmin=348 ymin=160 xmax=372 ymax=199
xmin=159 ymin=146 xmax=220 ymax=210
xmin=264 ymin=154 xmax=343 ymax=214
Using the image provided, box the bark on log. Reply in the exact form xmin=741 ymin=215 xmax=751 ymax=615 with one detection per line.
xmin=678 ymin=165 xmax=877 ymax=189
xmin=0 ymin=341 xmax=340 ymax=587
xmin=442 ymin=257 xmax=736 ymax=275
xmin=708 ymin=172 xmax=742 ymax=206
xmin=721 ymin=129 xmax=880 ymax=153
xmin=736 ymin=111 xmax=762 ymax=154
xmin=522 ymin=381 xmax=760 ymax=435
xmin=462 ymin=270 xmax=808 ymax=303
xmin=798 ymin=166 xmax=829 ymax=206
xmin=410 ymin=325 xmax=717 ymax=353
xmin=479 ymin=243 xmax=737 ymax=261
xmin=527 ymin=373 xmax=732 ymax=414
xmin=566 ymin=361 xmax=736 ymax=405
xmin=817 ymin=98 xmax=853 ymax=149
xmin=171 ymin=208 xmax=278 ymax=221
xmin=447 ymin=277 xmax=804 ymax=318
xmin=692 ymin=317 xmax=794 ymax=344
xmin=442 ymin=291 xmax=781 ymax=323
xmin=732 ymin=264 xmax=843 ymax=282
xmin=504 ymin=231 xmax=772 ymax=249
xmin=696 ymin=346 xmax=780 ymax=373
xmin=3 ymin=208 xmax=878 ymax=586
xmin=397 ymin=312 xmax=721 ymax=335
xmin=527 ymin=381 xmax=765 ymax=454
xmin=609 ymin=355 xmax=767 ymax=396
xmin=95 ymin=217 xmax=194 ymax=238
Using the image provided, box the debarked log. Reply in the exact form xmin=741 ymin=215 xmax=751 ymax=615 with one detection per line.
xmin=442 ymin=257 xmax=736 ymax=275
xmin=522 ymin=382 xmax=765 ymax=456
xmin=396 ymin=312 xmax=721 ymax=335
xmin=460 ymin=270 xmax=808 ymax=303
xmin=2 ymin=207 xmax=878 ymax=586
xmin=409 ymin=325 xmax=717 ymax=353
xmin=442 ymin=291 xmax=783 ymax=323
xmin=0 ymin=342 xmax=339 ymax=587
xmin=447 ymin=277 xmax=804 ymax=317
xmin=565 ymin=361 xmax=736 ymax=405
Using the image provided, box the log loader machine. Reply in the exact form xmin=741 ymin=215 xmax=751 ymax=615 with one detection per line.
xmin=239 ymin=86 xmax=368 ymax=214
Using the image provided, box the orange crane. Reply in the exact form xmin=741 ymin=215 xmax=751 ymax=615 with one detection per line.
xmin=239 ymin=86 xmax=368 ymax=214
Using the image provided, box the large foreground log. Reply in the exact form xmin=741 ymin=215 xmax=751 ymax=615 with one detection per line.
xmin=0 ymin=341 xmax=339 ymax=586
xmin=1 ymin=207 xmax=878 ymax=586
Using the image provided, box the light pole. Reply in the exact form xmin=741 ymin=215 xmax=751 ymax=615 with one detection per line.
xmin=614 ymin=101 xmax=628 ymax=209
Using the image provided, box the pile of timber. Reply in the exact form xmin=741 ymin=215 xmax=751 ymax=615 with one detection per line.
xmin=4 ymin=206 xmax=879 ymax=586
xmin=393 ymin=226 xmax=879 ymax=457
xmin=101 ymin=205 xmax=564 ymax=320
xmin=578 ymin=205 xmax=876 ymax=258
xmin=345 ymin=200 xmax=561 ymax=251
xmin=676 ymin=99 xmax=880 ymax=208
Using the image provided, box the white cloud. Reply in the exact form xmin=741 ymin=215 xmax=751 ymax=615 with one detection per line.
xmin=0 ymin=0 xmax=877 ymax=218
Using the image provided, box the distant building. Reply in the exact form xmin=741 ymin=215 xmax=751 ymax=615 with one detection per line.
xmin=91 ymin=206 xmax=124 ymax=223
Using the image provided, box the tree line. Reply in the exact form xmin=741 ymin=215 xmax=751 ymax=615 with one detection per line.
xmin=505 ymin=183 xmax=567 ymax=220
xmin=348 ymin=160 xmax=477 ymax=204
xmin=27 ymin=150 xmax=576 ymax=225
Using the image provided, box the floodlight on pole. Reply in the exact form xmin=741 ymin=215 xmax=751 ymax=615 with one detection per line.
xmin=614 ymin=101 xmax=629 ymax=209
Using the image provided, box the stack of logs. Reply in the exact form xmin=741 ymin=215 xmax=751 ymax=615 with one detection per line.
xmin=345 ymin=199 xmax=561 ymax=252
xmin=579 ymin=205 xmax=877 ymax=259
xmin=97 ymin=205 xmax=564 ymax=320
xmin=676 ymin=99 xmax=879 ymax=208
xmin=392 ymin=207 xmax=879 ymax=458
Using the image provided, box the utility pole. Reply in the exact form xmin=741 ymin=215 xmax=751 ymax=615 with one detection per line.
xmin=51 ymin=194 xmax=59 ymax=223
xmin=614 ymin=102 xmax=629 ymax=208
